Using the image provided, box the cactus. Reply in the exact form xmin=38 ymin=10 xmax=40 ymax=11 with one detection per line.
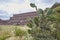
xmin=27 ymin=3 xmax=58 ymax=40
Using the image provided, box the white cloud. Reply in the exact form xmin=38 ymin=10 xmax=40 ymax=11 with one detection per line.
xmin=0 ymin=0 xmax=60 ymax=20
xmin=0 ymin=0 xmax=36 ymax=20
xmin=0 ymin=0 xmax=35 ymax=14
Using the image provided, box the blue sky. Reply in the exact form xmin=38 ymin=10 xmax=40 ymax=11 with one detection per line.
xmin=0 ymin=0 xmax=60 ymax=20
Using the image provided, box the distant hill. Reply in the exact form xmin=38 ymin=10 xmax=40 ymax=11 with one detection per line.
xmin=51 ymin=3 xmax=60 ymax=9
xmin=51 ymin=3 xmax=60 ymax=21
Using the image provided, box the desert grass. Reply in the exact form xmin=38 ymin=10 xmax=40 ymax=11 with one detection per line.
xmin=0 ymin=25 xmax=31 ymax=40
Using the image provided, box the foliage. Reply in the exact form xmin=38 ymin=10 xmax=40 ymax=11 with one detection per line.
xmin=30 ymin=3 xmax=37 ymax=10
xmin=53 ymin=6 xmax=60 ymax=21
xmin=14 ymin=27 xmax=27 ymax=36
xmin=27 ymin=3 xmax=60 ymax=40
xmin=30 ymin=3 xmax=36 ymax=8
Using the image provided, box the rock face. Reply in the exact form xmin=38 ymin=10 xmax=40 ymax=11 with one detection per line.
xmin=8 ymin=11 xmax=37 ymax=25
xmin=0 ymin=19 xmax=9 ymax=25
xmin=0 ymin=11 xmax=37 ymax=25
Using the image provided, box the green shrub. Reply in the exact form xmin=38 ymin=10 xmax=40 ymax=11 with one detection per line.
xmin=14 ymin=27 xmax=27 ymax=36
xmin=14 ymin=27 xmax=27 ymax=40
